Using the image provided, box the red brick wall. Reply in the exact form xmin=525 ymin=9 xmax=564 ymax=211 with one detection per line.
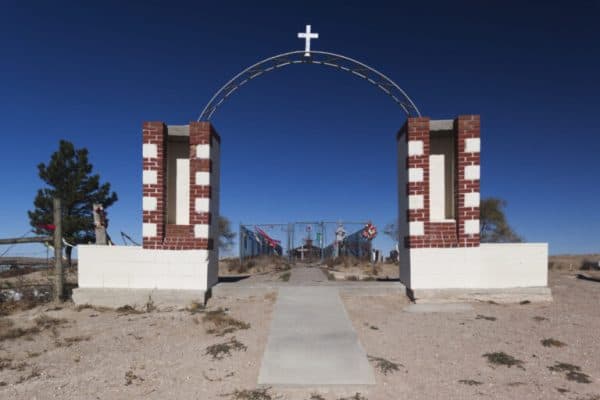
xmin=400 ymin=115 xmax=480 ymax=248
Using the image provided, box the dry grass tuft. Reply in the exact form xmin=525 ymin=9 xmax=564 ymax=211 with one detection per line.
xmin=476 ymin=315 xmax=497 ymax=321
xmin=203 ymin=308 xmax=250 ymax=336
xmin=541 ymin=338 xmax=567 ymax=348
xmin=279 ymin=272 xmax=291 ymax=282
xmin=533 ymin=316 xmax=548 ymax=322
xmin=548 ymin=362 xmax=592 ymax=383
xmin=309 ymin=394 xmax=326 ymax=400
xmin=15 ymin=365 xmax=41 ymax=384
xmin=227 ymin=387 xmax=274 ymax=400
xmin=116 ymin=305 xmax=143 ymax=315
xmin=57 ymin=335 xmax=91 ymax=347
xmin=124 ymin=370 xmax=144 ymax=385
xmin=367 ymin=355 xmax=401 ymax=375
xmin=338 ymin=393 xmax=368 ymax=400
xmin=483 ymin=352 xmax=524 ymax=369
xmin=34 ymin=314 xmax=68 ymax=330
xmin=187 ymin=301 xmax=204 ymax=315
xmin=458 ymin=379 xmax=483 ymax=386
xmin=204 ymin=337 xmax=247 ymax=360
xmin=76 ymin=304 xmax=111 ymax=313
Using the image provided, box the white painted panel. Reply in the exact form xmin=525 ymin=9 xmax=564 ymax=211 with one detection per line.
xmin=464 ymin=219 xmax=480 ymax=234
xmin=142 ymin=144 xmax=157 ymax=158
xmin=176 ymin=158 xmax=190 ymax=225
xmin=465 ymin=138 xmax=481 ymax=153
xmin=194 ymin=224 xmax=210 ymax=238
xmin=196 ymin=144 xmax=211 ymax=159
xmin=408 ymin=168 xmax=424 ymax=183
xmin=142 ymin=197 xmax=157 ymax=211
xmin=195 ymin=171 xmax=210 ymax=186
xmin=195 ymin=198 xmax=210 ymax=213
xmin=408 ymin=194 xmax=424 ymax=210
xmin=408 ymin=140 xmax=424 ymax=156
xmin=408 ymin=244 xmax=548 ymax=289
xmin=77 ymin=245 xmax=214 ymax=290
xmin=409 ymin=221 xmax=424 ymax=236
xmin=429 ymin=154 xmax=446 ymax=221
xmin=464 ymin=165 xmax=480 ymax=180
xmin=464 ymin=192 xmax=480 ymax=208
xmin=142 ymin=170 xmax=157 ymax=185
xmin=142 ymin=223 xmax=156 ymax=237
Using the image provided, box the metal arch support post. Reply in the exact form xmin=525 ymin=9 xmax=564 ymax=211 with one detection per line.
xmin=197 ymin=50 xmax=421 ymax=121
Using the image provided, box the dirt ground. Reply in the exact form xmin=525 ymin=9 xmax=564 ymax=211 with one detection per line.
xmin=0 ymin=269 xmax=599 ymax=400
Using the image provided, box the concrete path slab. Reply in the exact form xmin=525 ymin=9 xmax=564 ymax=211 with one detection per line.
xmin=404 ymin=302 xmax=473 ymax=313
xmin=258 ymin=286 xmax=375 ymax=386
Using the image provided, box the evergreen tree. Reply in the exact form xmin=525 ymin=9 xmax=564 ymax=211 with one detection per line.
xmin=28 ymin=140 xmax=118 ymax=265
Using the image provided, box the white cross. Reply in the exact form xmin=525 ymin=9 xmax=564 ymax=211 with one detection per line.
xmin=297 ymin=24 xmax=319 ymax=57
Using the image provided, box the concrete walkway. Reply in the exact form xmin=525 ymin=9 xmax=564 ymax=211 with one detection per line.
xmin=258 ymin=285 xmax=375 ymax=387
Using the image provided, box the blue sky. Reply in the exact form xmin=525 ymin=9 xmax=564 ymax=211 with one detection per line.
xmin=0 ymin=1 xmax=598 ymax=256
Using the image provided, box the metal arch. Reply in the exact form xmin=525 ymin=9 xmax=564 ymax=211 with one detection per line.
xmin=197 ymin=50 xmax=421 ymax=121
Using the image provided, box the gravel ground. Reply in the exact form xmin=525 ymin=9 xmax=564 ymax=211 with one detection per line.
xmin=1 ymin=269 xmax=599 ymax=400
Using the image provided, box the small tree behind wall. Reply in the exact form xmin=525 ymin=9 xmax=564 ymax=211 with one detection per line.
xmin=480 ymin=197 xmax=522 ymax=243
xmin=28 ymin=140 xmax=118 ymax=266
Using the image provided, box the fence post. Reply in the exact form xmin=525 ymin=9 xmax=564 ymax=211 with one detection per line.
xmin=53 ymin=198 xmax=63 ymax=302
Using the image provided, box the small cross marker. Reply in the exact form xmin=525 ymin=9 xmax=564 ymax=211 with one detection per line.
xmin=298 ymin=24 xmax=319 ymax=57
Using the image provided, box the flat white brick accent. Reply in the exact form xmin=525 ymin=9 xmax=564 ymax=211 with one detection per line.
xmin=142 ymin=223 xmax=157 ymax=237
xmin=194 ymin=224 xmax=210 ymax=239
xmin=196 ymin=144 xmax=211 ymax=159
xmin=195 ymin=198 xmax=210 ymax=213
xmin=409 ymin=221 xmax=425 ymax=236
xmin=195 ymin=171 xmax=210 ymax=186
xmin=464 ymin=219 xmax=480 ymax=235
xmin=143 ymin=170 xmax=157 ymax=185
xmin=408 ymin=140 xmax=424 ymax=156
xmin=408 ymin=168 xmax=424 ymax=182
xmin=464 ymin=165 xmax=480 ymax=180
xmin=408 ymin=194 xmax=424 ymax=210
xmin=142 ymin=196 xmax=157 ymax=211
xmin=465 ymin=138 xmax=481 ymax=153
xmin=464 ymin=192 xmax=480 ymax=208
xmin=142 ymin=144 xmax=157 ymax=158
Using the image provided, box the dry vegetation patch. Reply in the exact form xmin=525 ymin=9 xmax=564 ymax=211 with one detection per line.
xmin=367 ymin=355 xmax=402 ymax=375
xmin=202 ymin=308 xmax=250 ymax=336
xmin=226 ymin=387 xmax=276 ymax=400
xmin=548 ymin=362 xmax=592 ymax=383
xmin=204 ymin=337 xmax=247 ymax=360
xmin=541 ymin=338 xmax=566 ymax=348
xmin=458 ymin=379 xmax=483 ymax=386
xmin=483 ymin=352 xmax=524 ymax=369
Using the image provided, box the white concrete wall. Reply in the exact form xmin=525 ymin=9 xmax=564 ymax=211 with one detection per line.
xmin=78 ymin=245 xmax=213 ymax=291
xmin=407 ymin=243 xmax=548 ymax=289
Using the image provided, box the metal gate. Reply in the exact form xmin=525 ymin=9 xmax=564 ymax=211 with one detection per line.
xmin=239 ymin=221 xmax=372 ymax=265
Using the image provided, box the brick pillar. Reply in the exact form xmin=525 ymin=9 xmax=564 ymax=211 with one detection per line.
xmin=404 ymin=117 xmax=430 ymax=248
xmin=142 ymin=122 xmax=166 ymax=249
xmin=455 ymin=115 xmax=481 ymax=247
xmin=189 ymin=122 xmax=220 ymax=251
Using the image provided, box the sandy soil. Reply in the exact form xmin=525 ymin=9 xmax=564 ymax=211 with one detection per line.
xmin=342 ymin=271 xmax=600 ymax=400
xmin=1 ymin=269 xmax=599 ymax=400
xmin=0 ymin=291 xmax=277 ymax=399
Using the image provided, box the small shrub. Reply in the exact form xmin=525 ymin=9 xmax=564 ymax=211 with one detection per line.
xmin=310 ymin=394 xmax=326 ymax=400
xmin=368 ymin=355 xmax=401 ymax=375
xmin=203 ymin=308 xmax=250 ymax=336
xmin=34 ymin=314 xmax=68 ymax=330
xmin=580 ymin=259 xmax=600 ymax=271
xmin=476 ymin=315 xmax=497 ymax=321
xmin=483 ymin=352 xmax=524 ymax=369
xmin=58 ymin=335 xmax=91 ymax=347
xmin=188 ymin=301 xmax=204 ymax=315
xmin=205 ymin=337 xmax=247 ymax=360
xmin=519 ymin=300 xmax=531 ymax=305
xmin=533 ymin=316 xmax=548 ymax=322
xmin=541 ymin=338 xmax=566 ymax=348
